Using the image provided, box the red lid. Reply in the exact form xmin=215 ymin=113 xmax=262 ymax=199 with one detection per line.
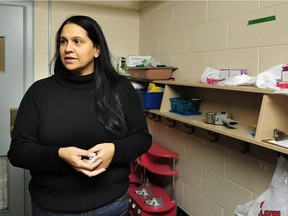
xmin=276 ymin=81 xmax=288 ymax=89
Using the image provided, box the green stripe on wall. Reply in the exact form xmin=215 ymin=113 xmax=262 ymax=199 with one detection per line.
xmin=248 ymin=15 xmax=276 ymax=25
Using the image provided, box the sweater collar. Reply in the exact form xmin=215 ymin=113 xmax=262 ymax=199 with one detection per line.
xmin=54 ymin=70 xmax=95 ymax=89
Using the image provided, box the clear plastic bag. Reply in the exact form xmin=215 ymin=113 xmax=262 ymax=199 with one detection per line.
xmin=235 ymin=155 xmax=288 ymax=216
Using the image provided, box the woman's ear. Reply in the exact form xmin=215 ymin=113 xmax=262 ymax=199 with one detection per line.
xmin=94 ymin=48 xmax=100 ymax=58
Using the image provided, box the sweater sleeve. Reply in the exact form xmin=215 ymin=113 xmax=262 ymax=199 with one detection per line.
xmin=8 ymin=81 xmax=67 ymax=172
xmin=111 ymin=79 xmax=152 ymax=164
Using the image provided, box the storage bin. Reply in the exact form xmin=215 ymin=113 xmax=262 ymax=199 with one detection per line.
xmin=138 ymin=91 xmax=163 ymax=109
xmin=129 ymin=67 xmax=176 ymax=80
xmin=169 ymin=97 xmax=202 ymax=115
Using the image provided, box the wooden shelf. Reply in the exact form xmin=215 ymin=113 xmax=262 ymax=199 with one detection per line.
xmin=144 ymin=80 xmax=288 ymax=154
xmin=153 ymin=80 xmax=276 ymax=94
xmin=148 ymin=110 xmax=288 ymax=154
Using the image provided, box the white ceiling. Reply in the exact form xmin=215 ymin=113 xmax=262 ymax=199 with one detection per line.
xmin=51 ymin=1 xmax=152 ymax=10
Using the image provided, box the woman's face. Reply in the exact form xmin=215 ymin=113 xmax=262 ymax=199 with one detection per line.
xmin=59 ymin=23 xmax=100 ymax=76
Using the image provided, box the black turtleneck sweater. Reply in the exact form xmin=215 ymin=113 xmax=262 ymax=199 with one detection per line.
xmin=8 ymin=71 xmax=152 ymax=213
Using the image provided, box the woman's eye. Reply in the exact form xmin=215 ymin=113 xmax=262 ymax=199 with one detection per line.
xmin=59 ymin=39 xmax=67 ymax=45
xmin=74 ymin=39 xmax=83 ymax=45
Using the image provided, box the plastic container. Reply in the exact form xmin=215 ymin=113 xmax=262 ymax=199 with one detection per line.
xmin=169 ymin=97 xmax=202 ymax=115
xmin=138 ymin=91 xmax=163 ymax=109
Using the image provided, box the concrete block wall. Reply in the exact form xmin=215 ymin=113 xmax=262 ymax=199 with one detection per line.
xmin=34 ymin=1 xmax=140 ymax=80
xmin=147 ymin=118 xmax=276 ymax=216
xmin=33 ymin=1 xmax=287 ymax=215
xmin=140 ymin=1 xmax=288 ymax=215
xmin=140 ymin=1 xmax=288 ymax=79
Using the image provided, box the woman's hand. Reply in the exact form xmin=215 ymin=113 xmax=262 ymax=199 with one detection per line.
xmin=88 ymin=143 xmax=115 ymax=170
xmin=58 ymin=147 xmax=106 ymax=177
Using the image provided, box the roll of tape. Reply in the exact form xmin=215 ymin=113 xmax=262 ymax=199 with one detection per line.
xmin=205 ymin=112 xmax=215 ymax=124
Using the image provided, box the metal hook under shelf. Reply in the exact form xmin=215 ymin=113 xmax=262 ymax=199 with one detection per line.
xmin=185 ymin=124 xmax=195 ymax=135
xmin=154 ymin=115 xmax=161 ymax=122
xmin=167 ymin=118 xmax=176 ymax=127
xmin=208 ymin=131 xmax=219 ymax=143
xmin=149 ymin=113 xmax=155 ymax=120
xmin=240 ymin=142 xmax=250 ymax=153
xmin=148 ymin=113 xmax=161 ymax=122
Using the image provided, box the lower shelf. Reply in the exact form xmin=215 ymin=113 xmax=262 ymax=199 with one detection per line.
xmin=128 ymin=183 xmax=176 ymax=215
xmin=148 ymin=109 xmax=288 ymax=154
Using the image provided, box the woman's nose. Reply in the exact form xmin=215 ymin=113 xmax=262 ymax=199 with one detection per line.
xmin=65 ymin=42 xmax=74 ymax=52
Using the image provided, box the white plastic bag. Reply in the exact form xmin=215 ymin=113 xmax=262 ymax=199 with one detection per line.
xmin=217 ymin=74 xmax=255 ymax=86
xmin=201 ymin=67 xmax=255 ymax=86
xmin=235 ymin=155 xmax=288 ymax=216
xmin=200 ymin=67 xmax=221 ymax=84
xmin=255 ymin=64 xmax=284 ymax=90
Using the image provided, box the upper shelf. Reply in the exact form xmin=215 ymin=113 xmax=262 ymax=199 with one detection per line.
xmin=153 ymin=80 xmax=277 ymax=94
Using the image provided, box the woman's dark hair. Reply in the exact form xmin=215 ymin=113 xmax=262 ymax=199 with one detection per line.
xmin=52 ymin=15 xmax=126 ymax=139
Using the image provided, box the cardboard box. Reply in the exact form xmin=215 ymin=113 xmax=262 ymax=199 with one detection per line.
xmin=220 ymin=69 xmax=248 ymax=79
xmin=129 ymin=67 xmax=176 ymax=80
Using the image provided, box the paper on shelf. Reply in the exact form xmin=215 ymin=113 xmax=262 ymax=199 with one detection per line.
xmin=264 ymin=139 xmax=288 ymax=148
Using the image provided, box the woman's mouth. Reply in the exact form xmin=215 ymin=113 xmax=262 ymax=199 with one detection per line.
xmin=64 ymin=57 xmax=77 ymax=63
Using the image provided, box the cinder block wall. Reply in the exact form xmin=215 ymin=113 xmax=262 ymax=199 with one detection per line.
xmin=33 ymin=1 xmax=287 ymax=215
xmin=34 ymin=1 xmax=140 ymax=80
xmin=139 ymin=1 xmax=287 ymax=215
xmin=140 ymin=1 xmax=288 ymax=80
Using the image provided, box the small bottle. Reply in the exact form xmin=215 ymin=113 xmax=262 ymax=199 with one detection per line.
xmin=277 ymin=66 xmax=288 ymax=89
xmin=282 ymin=66 xmax=288 ymax=82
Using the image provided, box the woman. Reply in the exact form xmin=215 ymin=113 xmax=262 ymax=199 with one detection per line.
xmin=8 ymin=15 xmax=152 ymax=215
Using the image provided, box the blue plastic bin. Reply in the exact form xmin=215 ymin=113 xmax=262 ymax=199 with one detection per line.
xmin=169 ymin=97 xmax=202 ymax=115
xmin=137 ymin=91 xmax=163 ymax=109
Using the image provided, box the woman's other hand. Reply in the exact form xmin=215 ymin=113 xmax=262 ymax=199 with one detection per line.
xmin=88 ymin=143 xmax=115 ymax=170
xmin=58 ymin=146 xmax=106 ymax=177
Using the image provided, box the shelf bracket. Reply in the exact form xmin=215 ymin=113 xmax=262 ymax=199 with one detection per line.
xmin=209 ymin=131 xmax=219 ymax=143
xmin=167 ymin=118 xmax=176 ymax=127
xmin=241 ymin=142 xmax=250 ymax=153
xmin=185 ymin=124 xmax=195 ymax=135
